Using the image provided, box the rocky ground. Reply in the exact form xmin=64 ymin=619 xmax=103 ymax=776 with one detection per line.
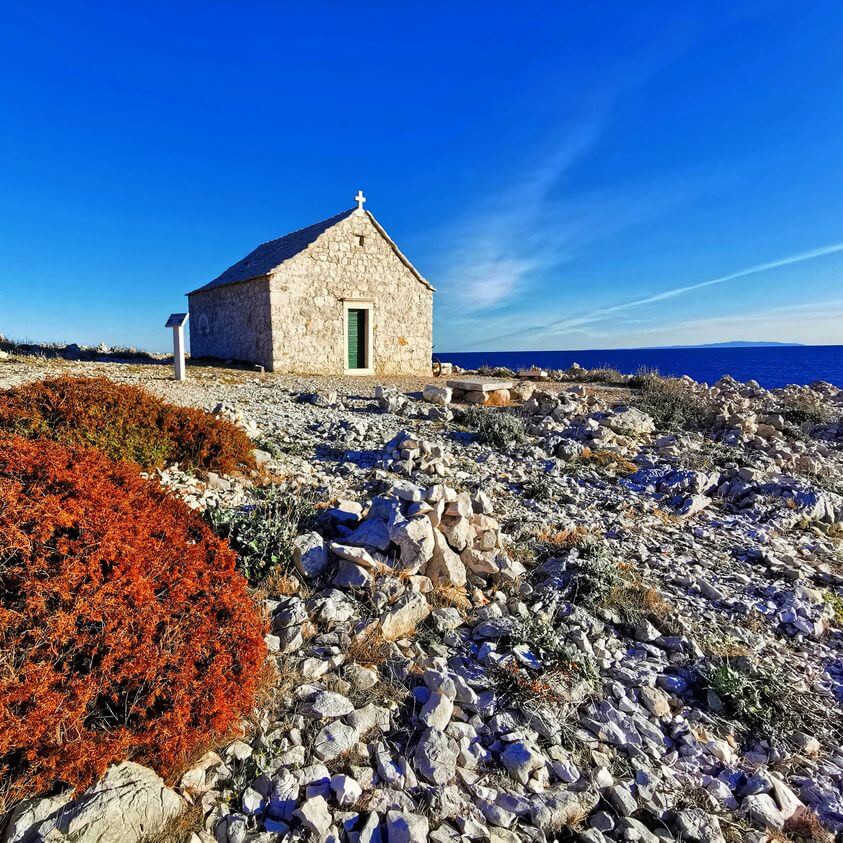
xmin=3 ymin=356 xmax=843 ymax=843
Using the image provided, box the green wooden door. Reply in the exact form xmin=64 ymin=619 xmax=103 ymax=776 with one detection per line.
xmin=347 ymin=308 xmax=367 ymax=369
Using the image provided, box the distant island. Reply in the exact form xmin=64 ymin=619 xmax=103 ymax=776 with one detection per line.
xmin=662 ymin=341 xmax=804 ymax=349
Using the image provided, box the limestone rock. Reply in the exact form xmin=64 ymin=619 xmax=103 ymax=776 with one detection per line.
xmin=293 ymin=795 xmax=332 ymax=836
xmin=423 ymin=384 xmax=452 ymax=405
xmin=386 ymin=810 xmax=430 ymax=842
xmin=293 ymin=532 xmax=330 ymax=578
xmin=414 ymin=728 xmax=458 ymax=785
xmin=380 ymin=591 xmax=430 ymax=640
xmin=14 ymin=762 xmax=184 ymax=843
xmin=425 ymin=529 xmax=467 ymax=586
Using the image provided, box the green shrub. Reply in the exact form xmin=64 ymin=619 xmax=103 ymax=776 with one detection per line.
xmin=631 ymin=371 xmax=708 ymax=431
xmin=700 ymin=657 xmax=814 ymax=740
xmin=569 ymin=546 xmax=620 ymax=605
xmin=775 ymin=394 xmax=838 ymax=427
xmin=510 ymin=615 xmax=594 ymax=674
xmin=462 ymin=407 xmax=526 ymax=449
xmin=585 ymin=366 xmax=627 ymax=384
xmin=523 ymin=473 xmax=553 ymax=501
xmin=208 ymin=485 xmax=317 ymax=585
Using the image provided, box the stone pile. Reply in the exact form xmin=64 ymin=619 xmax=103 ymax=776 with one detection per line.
xmin=212 ymin=401 xmax=262 ymax=440
xmin=154 ymin=464 xmax=251 ymax=511
xmin=375 ymin=429 xmax=453 ymax=477
xmin=291 ymin=478 xmax=524 ymax=593
xmin=374 ymin=385 xmax=412 ymax=415
xmin=522 ymin=390 xmax=657 ymax=464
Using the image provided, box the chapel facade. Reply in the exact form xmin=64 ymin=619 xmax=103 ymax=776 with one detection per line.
xmin=187 ymin=194 xmax=434 ymax=375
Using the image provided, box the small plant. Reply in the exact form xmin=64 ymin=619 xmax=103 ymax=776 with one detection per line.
xmin=676 ymin=440 xmax=744 ymax=471
xmin=510 ymin=615 xmax=596 ymax=680
xmin=699 ymin=657 xmax=814 ymax=741
xmin=823 ymin=591 xmax=843 ymax=627
xmin=0 ymin=436 xmax=266 ymax=804
xmin=461 ymin=406 xmax=526 ymax=449
xmin=774 ymin=394 xmax=838 ymax=427
xmin=576 ymin=447 xmax=638 ymax=475
xmin=523 ymin=473 xmax=554 ymax=501
xmin=570 ymin=547 xmax=621 ymax=605
xmin=0 ymin=376 xmax=255 ymax=474
xmin=630 ymin=370 xmax=708 ymax=431
xmin=493 ymin=660 xmax=566 ymax=709
xmin=208 ymin=485 xmax=317 ymax=585
xmin=565 ymin=548 xmax=672 ymax=629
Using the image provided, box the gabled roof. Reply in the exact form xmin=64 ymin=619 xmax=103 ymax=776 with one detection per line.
xmin=188 ymin=208 xmax=433 ymax=295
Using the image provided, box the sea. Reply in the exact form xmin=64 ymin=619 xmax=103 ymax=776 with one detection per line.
xmin=437 ymin=345 xmax=843 ymax=390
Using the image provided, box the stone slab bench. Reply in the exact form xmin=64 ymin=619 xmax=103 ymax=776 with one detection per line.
xmin=446 ymin=378 xmax=514 ymax=405
xmin=517 ymin=368 xmax=548 ymax=380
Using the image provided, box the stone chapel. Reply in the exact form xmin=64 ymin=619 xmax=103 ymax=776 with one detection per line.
xmin=187 ymin=192 xmax=434 ymax=374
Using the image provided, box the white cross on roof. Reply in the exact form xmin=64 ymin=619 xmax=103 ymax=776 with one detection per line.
xmin=355 ymin=190 xmax=366 ymax=211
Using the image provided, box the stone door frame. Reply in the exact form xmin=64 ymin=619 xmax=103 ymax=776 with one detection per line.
xmin=342 ymin=298 xmax=374 ymax=375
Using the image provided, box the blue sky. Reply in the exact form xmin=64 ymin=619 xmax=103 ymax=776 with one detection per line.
xmin=2 ymin=1 xmax=843 ymax=353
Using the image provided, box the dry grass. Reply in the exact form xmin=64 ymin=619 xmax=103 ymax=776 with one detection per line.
xmin=699 ymin=632 xmax=751 ymax=660
xmin=345 ymin=629 xmax=392 ymax=668
xmin=261 ymin=570 xmax=308 ymax=598
xmin=782 ymin=810 xmax=836 ymax=842
xmin=483 ymin=391 xmax=514 ymax=407
xmin=737 ymin=610 xmax=768 ymax=635
xmin=577 ymin=446 xmax=638 ymax=475
xmin=141 ymin=802 xmax=205 ymax=843
xmin=652 ymin=507 xmax=682 ymax=525
xmin=619 ymin=581 xmax=672 ymax=620
xmin=429 ymin=582 xmax=472 ymax=611
xmin=536 ymin=525 xmax=593 ymax=548
xmin=603 ymin=574 xmax=675 ymax=631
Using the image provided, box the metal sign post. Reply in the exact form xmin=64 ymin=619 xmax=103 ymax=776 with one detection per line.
xmin=165 ymin=313 xmax=189 ymax=381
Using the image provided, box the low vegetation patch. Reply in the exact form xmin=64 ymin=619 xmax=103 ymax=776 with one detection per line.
xmin=576 ymin=446 xmax=638 ymax=475
xmin=775 ymin=393 xmax=839 ymax=427
xmin=0 ymin=375 xmax=256 ymax=474
xmin=565 ymin=545 xmax=673 ymax=630
xmin=561 ymin=365 xmax=628 ymax=385
xmin=510 ymin=615 xmax=596 ymax=678
xmin=698 ymin=656 xmax=826 ymax=743
xmin=461 ymin=406 xmax=527 ymax=449
xmin=676 ymin=439 xmax=744 ymax=471
xmin=522 ymin=473 xmax=554 ymax=501
xmin=208 ymin=485 xmax=317 ymax=586
xmin=0 ymin=436 xmax=267 ymax=804
xmin=630 ymin=369 xmax=709 ymax=431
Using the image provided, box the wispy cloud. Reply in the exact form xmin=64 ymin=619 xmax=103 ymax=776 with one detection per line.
xmin=439 ymin=124 xmax=601 ymax=310
xmin=493 ymin=241 xmax=843 ymax=345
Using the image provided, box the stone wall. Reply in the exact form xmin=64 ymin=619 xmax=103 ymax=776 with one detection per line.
xmin=188 ymin=278 xmax=273 ymax=368
xmin=267 ymin=210 xmax=433 ymax=375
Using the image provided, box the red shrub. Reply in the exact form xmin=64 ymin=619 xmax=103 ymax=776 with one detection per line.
xmin=0 ymin=436 xmax=267 ymax=801
xmin=0 ymin=376 xmax=256 ymax=474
